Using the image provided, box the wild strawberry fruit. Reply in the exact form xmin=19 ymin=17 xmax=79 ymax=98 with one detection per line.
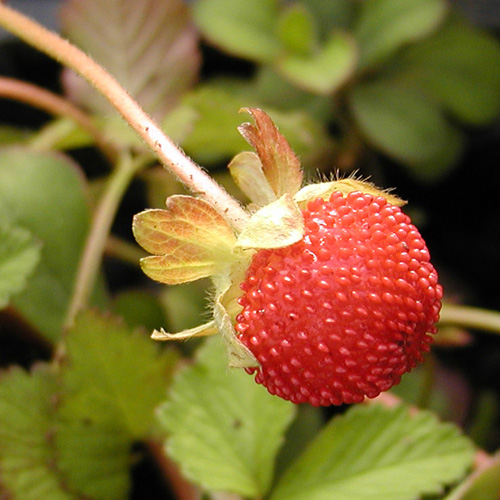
xmin=134 ymin=108 xmax=443 ymax=407
xmin=235 ymin=190 xmax=443 ymax=407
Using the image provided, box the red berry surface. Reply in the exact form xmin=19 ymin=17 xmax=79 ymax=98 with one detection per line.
xmin=235 ymin=191 xmax=443 ymax=406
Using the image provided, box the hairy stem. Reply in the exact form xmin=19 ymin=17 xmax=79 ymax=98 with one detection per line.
xmin=64 ymin=153 xmax=148 ymax=329
xmin=0 ymin=3 xmax=249 ymax=231
xmin=0 ymin=76 xmax=117 ymax=161
xmin=440 ymin=303 xmax=500 ymax=335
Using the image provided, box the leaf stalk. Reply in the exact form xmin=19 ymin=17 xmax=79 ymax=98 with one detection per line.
xmin=0 ymin=3 xmax=249 ymax=232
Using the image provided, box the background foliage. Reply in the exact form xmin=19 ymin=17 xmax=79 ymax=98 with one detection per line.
xmin=1 ymin=0 xmax=500 ymax=499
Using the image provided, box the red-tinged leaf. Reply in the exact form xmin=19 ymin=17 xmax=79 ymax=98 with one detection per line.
xmin=238 ymin=108 xmax=303 ymax=198
xmin=133 ymin=196 xmax=237 ymax=284
xmin=60 ymin=0 xmax=201 ymax=120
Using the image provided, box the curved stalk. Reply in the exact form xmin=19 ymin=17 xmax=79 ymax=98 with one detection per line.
xmin=0 ymin=3 xmax=249 ymax=231
xmin=64 ymin=153 xmax=148 ymax=329
xmin=440 ymin=303 xmax=500 ymax=336
xmin=0 ymin=76 xmax=117 ymax=162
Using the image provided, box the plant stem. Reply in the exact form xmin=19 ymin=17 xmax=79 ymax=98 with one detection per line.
xmin=0 ymin=76 xmax=117 ymax=162
xmin=64 ymin=153 xmax=148 ymax=329
xmin=105 ymin=235 xmax=147 ymax=267
xmin=0 ymin=3 xmax=249 ymax=231
xmin=440 ymin=303 xmax=500 ymax=335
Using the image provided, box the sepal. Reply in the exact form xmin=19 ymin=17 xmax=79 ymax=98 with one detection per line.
xmin=132 ymin=195 xmax=238 ymax=285
xmin=236 ymin=194 xmax=305 ymax=249
xmin=295 ymin=178 xmax=406 ymax=208
xmin=238 ymin=108 xmax=303 ymax=199
xmin=151 ymin=320 xmax=218 ymax=341
xmin=228 ymin=151 xmax=277 ymax=207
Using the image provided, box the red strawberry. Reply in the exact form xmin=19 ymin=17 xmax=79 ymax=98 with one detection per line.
xmin=235 ymin=190 xmax=443 ymax=406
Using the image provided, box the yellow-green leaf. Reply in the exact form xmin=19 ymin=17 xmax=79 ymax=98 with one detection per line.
xmin=278 ymin=31 xmax=357 ymax=95
xmin=133 ymin=195 xmax=237 ymax=285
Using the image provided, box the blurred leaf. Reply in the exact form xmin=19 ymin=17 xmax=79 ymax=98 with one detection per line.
xmin=160 ymin=279 xmax=209 ymax=333
xmin=158 ymin=337 xmax=296 ymax=498
xmin=254 ymin=68 xmax=332 ymax=122
xmin=355 ymin=0 xmax=447 ymax=69
xmin=193 ymin=0 xmax=281 ymax=63
xmin=445 ymin=452 xmax=500 ymax=500
xmin=60 ymin=310 xmax=178 ymax=438
xmin=278 ymin=31 xmax=357 ymax=95
xmin=467 ymin=390 xmax=499 ymax=449
xmin=0 ymin=222 xmax=41 ymax=310
xmin=30 ymin=118 xmax=94 ymax=151
xmin=301 ymin=0 xmax=357 ymax=35
xmin=0 ymin=147 xmax=105 ymax=342
xmin=57 ymin=310 xmax=177 ymax=500
xmin=277 ymin=4 xmax=317 ymax=56
xmin=133 ymin=196 xmax=237 ymax=285
xmin=60 ymin=0 xmax=200 ymax=119
xmin=395 ymin=16 xmax=500 ymax=124
xmin=113 ymin=289 xmax=167 ymax=331
xmin=0 ymin=366 xmax=74 ymax=500
xmin=271 ymin=404 xmax=475 ymax=500
xmin=390 ymin=365 xmax=459 ymax=422
xmin=0 ymin=125 xmax=31 ymax=145
xmin=177 ymin=83 xmax=335 ymax=169
xmin=176 ymin=84 xmax=250 ymax=164
xmin=349 ymin=81 xmax=463 ymax=180
xmin=274 ymin=404 xmax=325 ymax=480
xmin=55 ymin=420 xmax=131 ymax=500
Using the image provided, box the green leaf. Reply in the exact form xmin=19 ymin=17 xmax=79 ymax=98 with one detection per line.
xmin=160 ymin=279 xmax=209 ymax=334
xmin=193 ymin=0 xmax=281 ymax=63
xmin=112 ymin=289 xmax=167 ymax=331
xmin=0 ymin=125 xmax=31 ymax=145
xmin=349 ymin=81 xmax=463 ymax=180
xmin=0 ymin=366 xmax=74 ymax=500
xmin=176 ymin=84 xmax=251 ymax=164
xmin=271 ymin=404 xmax=475 ymax=500
xmin=395 ymin=16 xmax=500 ymax=124
xmin=61 ymin=0 xmax=200 ymax=119
xmin=254 ymin=67 xmax=333 ymax=122
xmin=0 ymin=222 xmax=41 ymax=310
xmin=355 ymin=0 xmax=448 ymax=69
xmin=177 ymin=83 xmax=335 ymax=169
xmin=158 ymin=337 xmax=296 ymax=498
xmin=0 ymin=147 xmax=105 ymax=342
xmin=277 ymin=4 xmax=317 ymax=56
xmin=445 ymin=451 xmax=500 ymax=500
xmin=300 ymin=0 xmax=356 ymax=35
xmin=278 ymin=31 xmax=357 ymax=95
xmin=55 ymin=420 xmax=131 ymax=500
xmin=60 ymin=310 xmax=178 ymax=438
xmin=56 ymin=310 xmax=175 ymax=500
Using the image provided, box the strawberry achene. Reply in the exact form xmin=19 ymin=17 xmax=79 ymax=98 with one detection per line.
xmin=235 ymin=191 xmax=443 ymax=406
